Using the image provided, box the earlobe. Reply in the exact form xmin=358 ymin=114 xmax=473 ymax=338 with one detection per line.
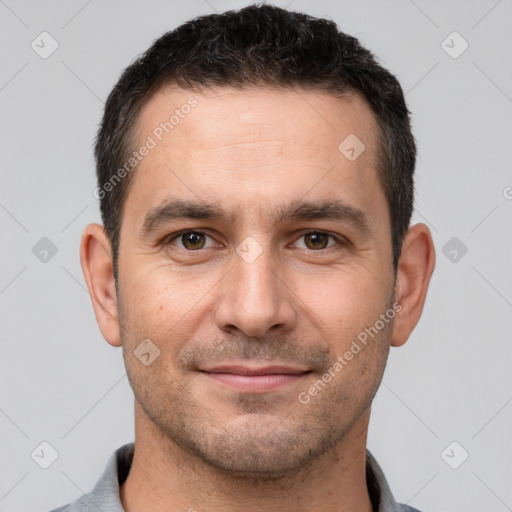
xmin=80 ymin=223 xmax=122 ymax=347
xmin=391 ymin=223 xmax=436 ymax=347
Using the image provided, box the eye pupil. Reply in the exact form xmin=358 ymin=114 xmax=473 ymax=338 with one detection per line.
xmin=183 ymin=232 xmax=205 ymax=250
xmin=305 ymin=232 xmax=328 ymax=250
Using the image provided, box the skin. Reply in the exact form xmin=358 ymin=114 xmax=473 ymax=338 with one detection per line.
xmin=81 ymin=85 xmax=435 ymax=512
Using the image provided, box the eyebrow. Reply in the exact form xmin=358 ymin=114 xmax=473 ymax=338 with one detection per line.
xmin=140 ymin=197 xmax=371 ymax=235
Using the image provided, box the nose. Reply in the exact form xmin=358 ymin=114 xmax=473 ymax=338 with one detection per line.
xmin=214 ymin=244 xmax=297 ymax=338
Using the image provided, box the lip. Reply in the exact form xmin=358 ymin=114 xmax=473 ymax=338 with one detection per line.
xmin=199 ymin=364 xmax=311 ymax=393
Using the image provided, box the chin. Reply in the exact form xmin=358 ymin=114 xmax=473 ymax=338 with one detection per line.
xmin=168 ymin=414 xmax=343 ymax=480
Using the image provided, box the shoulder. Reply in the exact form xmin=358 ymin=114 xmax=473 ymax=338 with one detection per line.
xmin=47 ymin=497 xmax=86 ymax=512
xmin=47 ymin=492 xmax=95 ymax=512
xmin=47 ymin=443 xmax=134 ymax=512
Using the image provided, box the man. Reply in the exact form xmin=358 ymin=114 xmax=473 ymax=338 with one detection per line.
xmin=52 ymin=4 xmax=435 ymax=511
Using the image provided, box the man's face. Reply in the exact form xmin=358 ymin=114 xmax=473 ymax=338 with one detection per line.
xmin=117 ymin=85 xmax=396 ymax=476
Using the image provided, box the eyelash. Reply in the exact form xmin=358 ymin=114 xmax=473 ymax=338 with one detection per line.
xmin=164 ymin=230 xmax=346 ymax=252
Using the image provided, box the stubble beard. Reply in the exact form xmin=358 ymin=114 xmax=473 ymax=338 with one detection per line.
xmin=119 ymin=287 xmax=394 ymax=482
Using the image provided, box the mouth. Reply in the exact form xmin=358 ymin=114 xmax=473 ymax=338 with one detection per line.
xmin=199 ymin=364 xmax=312 ymax=393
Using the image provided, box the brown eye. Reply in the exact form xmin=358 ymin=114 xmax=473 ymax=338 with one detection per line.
xmin=303 ymin=232 xmax=331 ymax=250
xmin=182 ymin=232 xmax=205 ymax=250
xmin=169 ymin=231 xmax=214 ymax=250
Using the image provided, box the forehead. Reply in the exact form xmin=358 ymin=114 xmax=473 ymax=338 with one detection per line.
xmin=125 ymin=84 xmax=386 ymax=228
xmin=136 ymin=84 xmax=378 ymax=158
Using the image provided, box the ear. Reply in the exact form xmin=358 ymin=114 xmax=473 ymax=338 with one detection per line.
xmin=391 ymin=223 xmax=435 ymax=347
xmin=80 ymin=223 xmax=122 ymax=347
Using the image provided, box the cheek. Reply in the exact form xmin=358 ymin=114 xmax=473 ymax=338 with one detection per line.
xmin=294 ymin=266 xmax=393 ymax=335
xmin=120 ymin=268 xmax=213 ymax=354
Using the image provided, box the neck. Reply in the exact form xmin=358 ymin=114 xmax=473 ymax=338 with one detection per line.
xmin=120 ymin=403 xmax=374 ymax=512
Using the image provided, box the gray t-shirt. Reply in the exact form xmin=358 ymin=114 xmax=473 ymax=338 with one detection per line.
xmin=50 ymin=443 xmax=422 ymax=512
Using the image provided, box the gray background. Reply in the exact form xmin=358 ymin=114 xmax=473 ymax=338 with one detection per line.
xmin=0 ymin=0 xmax=511 ymax=510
